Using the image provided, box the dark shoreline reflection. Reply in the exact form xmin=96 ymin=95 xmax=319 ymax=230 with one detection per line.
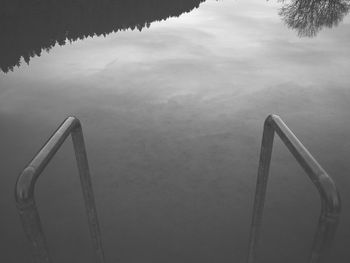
xmin=0 ymin=0 xmax=206 ymax=73
xmin=279 ymin=0 xmax=350 ymax=37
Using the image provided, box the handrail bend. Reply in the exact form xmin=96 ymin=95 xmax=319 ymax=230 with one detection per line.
xmin=15 ymin=117 xmax=105 ymax=263
xmin=247 ymin=114 xmax=341 ymax=263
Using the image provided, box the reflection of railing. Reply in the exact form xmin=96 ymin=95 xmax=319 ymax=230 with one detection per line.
xmin=247 ymin=115 xmax=341 ymax=263
xmin=15 ymin=117 xmax=105 ymax=263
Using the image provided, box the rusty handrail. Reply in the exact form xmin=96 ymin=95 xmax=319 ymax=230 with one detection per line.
xmin=247 ymin=114 xmax=341 ymax=263
xmin=15 ymin=117 xmax=105 ymax=263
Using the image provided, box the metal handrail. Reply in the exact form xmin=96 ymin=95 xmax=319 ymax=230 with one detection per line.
xmin=15 ymin=117 xmax=105 ymax=263
xmin=247 ymin=114 xmax=341 ymax=263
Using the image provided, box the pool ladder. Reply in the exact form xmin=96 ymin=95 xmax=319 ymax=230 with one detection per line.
xmin=15 ymin=115 xmax=341 ymax=263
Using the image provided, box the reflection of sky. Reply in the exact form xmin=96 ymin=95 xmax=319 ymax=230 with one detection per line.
xmin=1 ymin=0 xmax=350 ymax=262
xmin=1 ymin=0 xmax=350 ymax=116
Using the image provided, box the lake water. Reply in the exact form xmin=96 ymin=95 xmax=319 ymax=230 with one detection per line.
xmin=1 ymin=0 xmax=350 ymax=262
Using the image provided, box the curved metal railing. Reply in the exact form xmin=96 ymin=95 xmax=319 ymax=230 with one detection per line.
xmin=247 ymin=114 xmax=341 ymax=263
xmin=15 ymin=117 xmax=105 ymax=263
xmin=15 ymin=114 xmax=341 ymax=263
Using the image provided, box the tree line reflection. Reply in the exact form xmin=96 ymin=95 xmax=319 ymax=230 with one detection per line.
xmin=279 ymin=0 xmax=350 ymax=37
xmin=1 ymin=0 xmax=349 ymax=73
xmin=0 ymin=0 xmax=206 ymax=73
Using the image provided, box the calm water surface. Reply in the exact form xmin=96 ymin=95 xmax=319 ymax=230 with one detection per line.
xmin=1 ymin=0 xmax=350 ymax=262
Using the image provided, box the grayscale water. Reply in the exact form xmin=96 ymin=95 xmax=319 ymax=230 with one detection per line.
xmin=0 ymin=0 xmax=350 ymax=262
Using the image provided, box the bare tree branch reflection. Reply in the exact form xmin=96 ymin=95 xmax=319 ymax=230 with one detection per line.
xmin=279 ymin=0 xmax=350 ymax=37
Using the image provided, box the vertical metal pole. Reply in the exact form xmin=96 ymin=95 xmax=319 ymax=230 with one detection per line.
xmin=71 ymin=123 xmax=106 ymax=263
xmin=309 ymin=205 xmax=340 ymax=263
xmin=17 ymin=198 xmax=51 ymax=263
xmin=246 ymin=115 xmax=340 ymax=263
xmin=247 ymin=117 xmax=275 ymax=263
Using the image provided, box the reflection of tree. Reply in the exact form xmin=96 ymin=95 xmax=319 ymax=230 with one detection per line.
xmin=279 ymin=0 xmax=350 ymax=37
xmin=0 ymin=0 xmax=206 ymax=73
